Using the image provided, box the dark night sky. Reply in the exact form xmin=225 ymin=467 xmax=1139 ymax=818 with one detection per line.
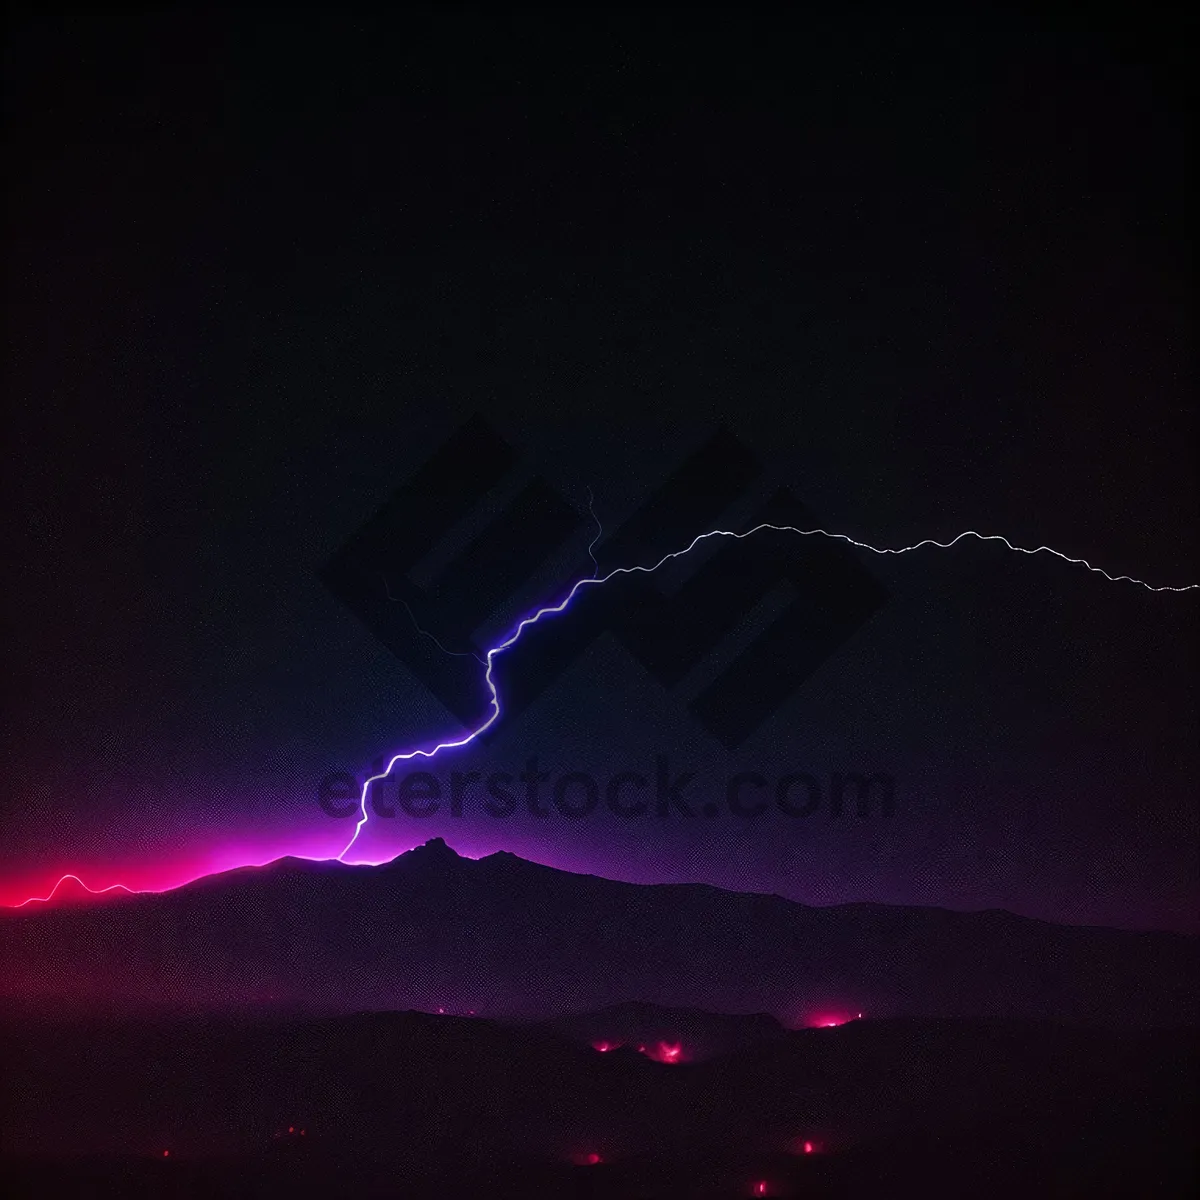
xmin=3 ymin=8 xmax=1195 ymax=929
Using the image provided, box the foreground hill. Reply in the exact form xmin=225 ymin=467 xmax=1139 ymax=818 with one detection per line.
xmin=2 ymin=1008 xmax=1195 ymax=1198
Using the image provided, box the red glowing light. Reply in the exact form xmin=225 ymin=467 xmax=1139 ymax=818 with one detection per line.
xmin=788 ymin=1134 xmax=823 ymax=1156
xmin=640 ymin=1040 xmax=684 ymax=1063
xmin=288 ymin=1126 xmax=294 ymax=1134
xmin=804 ymin=1008 xmax=864 ymax=1027
xmin=592 ymin=1040 xmax=622 ymax=1052
xmin=570 ymin=1151 xmax=603 ymax=1166
xmin=806 ymin=1011 xmax=854 ymax=1028
xmin=754 ymin=1184 xmax=767 ymax=1197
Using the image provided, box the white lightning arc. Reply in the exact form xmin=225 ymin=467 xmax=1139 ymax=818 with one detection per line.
xmin=585 ymin=486 xmax=603 ymax=578
xmin=382 ymin=573 xmax=486 ymax=664
xmin=337 ymin=523 xmax=1198 ymax=860
xmin=13 ymin=875 xmax=136 ymax=907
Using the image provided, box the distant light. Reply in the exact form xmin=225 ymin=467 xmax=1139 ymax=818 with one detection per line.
xmin=288 ymin=1126 xmax=294 ymax=1134
xmin=585 ymin=1153 xmax=601 ymax=1165
xmin=808 ymin=1012 xmax=852 ymax=1028
xmin=754 ymin=1183 xmax=768 ymax=1197
xmin=804 ymin=1141 xmax=813 ymax=1154
xmin=162 ymin=1150 xmax=170 ymax=1158
xmin=639 ymin=1040 xmax=684 ymax=1064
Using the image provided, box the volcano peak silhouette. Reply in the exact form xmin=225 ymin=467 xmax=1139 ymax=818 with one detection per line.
xmin=3 ymin=842 xmax=1195 ymax=1026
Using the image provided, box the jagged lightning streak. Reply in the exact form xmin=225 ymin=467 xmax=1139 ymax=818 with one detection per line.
xmin=382 ymin=573 xmax=486 ymax=664
xmin=585 ymin=486 xmax=602 ymax=578
xmin=336 ymin=523 xmax=1198 ymax=861
xmin=12 ymin=875 xmax=137 ymax=907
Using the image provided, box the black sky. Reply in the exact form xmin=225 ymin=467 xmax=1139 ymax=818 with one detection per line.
xmin=3 ymin=8 xmax=1195 ymax=928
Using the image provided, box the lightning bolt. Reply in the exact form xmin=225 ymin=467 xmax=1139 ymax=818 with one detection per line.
xmin=381 ymin=573 xmax=486 ymax=664
xmin=6 ymin=519 xmax=1196 ymax=905
xmin=585 ymin=486 xmax=602 ymax=578
xmin=335 ymin=522 xmax=1198 ymax=862
xmin=11 ymin=875 xmax=137 ymax=907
